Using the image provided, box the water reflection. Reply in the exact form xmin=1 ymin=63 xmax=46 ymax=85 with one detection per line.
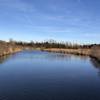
xmin=45 ymin=52 xmax=89 ymax=61
xmin=0 ymin=51 xmax=89 ymax=64
xmin=0 ymin=51 xmax=100 ymax=100
xmin=45 ymin=53 xmax=72 ymax=61
xmin=90 ymin=58 xmax=100 ymax=69
xmin=0 ymin=55 xmax=11 ymax=64
xmin=90 ymin=58 xmax=100 ymax=76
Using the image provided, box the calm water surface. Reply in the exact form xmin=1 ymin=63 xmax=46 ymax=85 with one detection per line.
xmin=0 ymin=50 xmax=100 ymax=100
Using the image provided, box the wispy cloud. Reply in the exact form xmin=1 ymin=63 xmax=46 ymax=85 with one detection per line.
xmin=83 ymin=33 xmax=100 ymax=38
xmin=0 ymin=0 xmax=100 ymax=43
xmin=0 ymin=0 xmax=36 ymax=13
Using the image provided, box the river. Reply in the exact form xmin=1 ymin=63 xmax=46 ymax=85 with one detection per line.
xmin=0 ymin=50 xmax=100 ymax=100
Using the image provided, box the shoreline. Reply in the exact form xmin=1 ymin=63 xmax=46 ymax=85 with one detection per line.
xmin=0 ymin=41 xmax=23 ymax=57
xmin=0 ymin=42 xmax=100 ymax=62
xmin=42 ymin=47 xmax=100 ymax=62
xmin=0 ymin=47 xmax=23 ymax=57
xmin=42 ymin=48 xmax=91 ymax=56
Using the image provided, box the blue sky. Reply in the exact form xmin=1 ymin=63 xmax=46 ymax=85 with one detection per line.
xmin=0 ymin=0 xmax=100 ymax=44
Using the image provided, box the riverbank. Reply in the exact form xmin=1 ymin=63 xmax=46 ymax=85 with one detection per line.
xmin=42 ymin=48 xmax=91 ymax=56
xmin=91 ymin=46 xmax=100 ymax=61
xmin=0 ymin=41 xmax=23 ymax=57
xmin=0 ymin=40 xmax=100 ymax=62
xmin=42 ymin=46 xmax=100 ymax=61
xmin=0 ymin=41 xmax=40 ymax=57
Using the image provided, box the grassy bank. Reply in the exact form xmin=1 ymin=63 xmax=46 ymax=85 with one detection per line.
xmin=91 ymin=46 xmax=100 ymax=61
xmin=0 ymin=41 xmax=23 ymax=57
xmin=0 ymin=40 xmax=100 ymax=62
xmin=42 ymin=46 xmax=100 ymax=61
xmin=42 ymin=48 xmax=91 ymax=56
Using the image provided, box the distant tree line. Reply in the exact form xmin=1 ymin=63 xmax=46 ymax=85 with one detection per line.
xmin=7 ymin=39 xmax=100 ymax=49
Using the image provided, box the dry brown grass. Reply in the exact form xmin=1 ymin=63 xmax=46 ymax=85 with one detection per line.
xmin=43 ymin=48 xmax=91 ymax=56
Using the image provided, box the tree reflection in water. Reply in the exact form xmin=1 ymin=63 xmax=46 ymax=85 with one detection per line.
xmin=90 ymin=58 xmax=100 ymax=76
xmin=0 ymin=55 xmax=11 ymax=64
xmin=45 ymin=52 xmax=89 ymax=61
